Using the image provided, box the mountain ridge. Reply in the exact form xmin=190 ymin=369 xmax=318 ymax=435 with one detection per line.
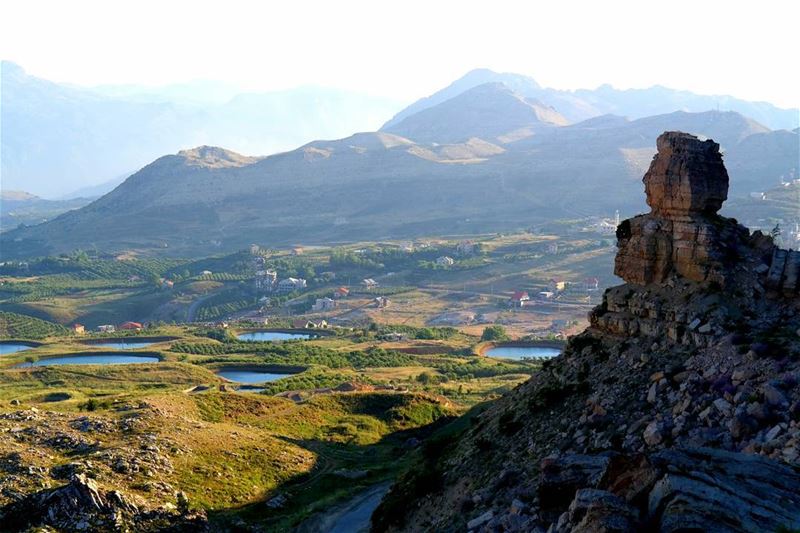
xmin=382 ymin=68 xmax=800 ymax=131
xmin=2 ymin=107 xmax=796 ymax=259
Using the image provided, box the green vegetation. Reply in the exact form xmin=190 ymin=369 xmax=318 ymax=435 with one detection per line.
xmin=481 ymin=324 xmax=509 ymax=342
xmin=194 ymin=288 xmax=257 ymax=321
xmin=0 ymin=311 xmax=69 ymax=339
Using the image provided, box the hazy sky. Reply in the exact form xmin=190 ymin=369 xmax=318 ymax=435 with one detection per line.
xmin=2 ymin=0 xmax=799 ymax=108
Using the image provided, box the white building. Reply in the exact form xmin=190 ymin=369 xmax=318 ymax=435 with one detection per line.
xmin=97 ymin=324 xmax=116 ymax=333
xmin=436 ymin=256 xmax=455 ymax=266
xmin=277 ymin=277 xmax=307 ymax=293
xmin=312 ymin=297 xmax=336 ymax=312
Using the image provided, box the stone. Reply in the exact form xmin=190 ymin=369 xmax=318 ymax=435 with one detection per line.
xmin=765 ymin=425 xmax=782 ymax=442
xmin=643 ymin=421 xmax=663 ymax=446
xmin=467 ymin=510 xmax=494 ymax=530
xmin=558 ymin=489 xmax=639 ymax=533
xmin=9 ymin=399 xmax=20 ymax=406
xmin=712 ymin=398 xmax=732 ymax=416
xmin=510 ymin=498 xmax=527 ymax=514
xmin=647 ymin=383 xmax=658 ymax=404
xmin=762 ymin=384 xmax=788 ymax=407
xmin=176 ymin=490 xmax=190 ymax=514
xmin=539 ymin=455 xmax=610 ymax=510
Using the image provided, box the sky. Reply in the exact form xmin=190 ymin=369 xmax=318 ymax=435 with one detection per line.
xmin=2 ymin=0 xmax=799 ymax=108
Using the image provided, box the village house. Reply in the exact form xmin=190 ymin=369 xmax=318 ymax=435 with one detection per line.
xmin=97 ymin=324 xmax=116 ymax=333
xmin=161 ymin=279 xmax=174 ymax=289
xmin=436 ymin=256 xmax=455 ymax=267
xmin=538 ymin=291 xmax=555 ymax=300
xmin=119 ymin=321 xmax=143 ymax=331
xmin=549 ymin=277 xmax=568 ymax=292
xmin=312 ymin=297 xmax=336 ymax=312
xmin=362 ymin=278 xmax=379 ymax=290
xmin=379 ymin=332 xmax=407 ymax=342
xmin=277 ymin=277 xmax=306 ymax=294
xmin=292 ymin=319 xmax=311 ymax=329
xmin=127 ymin=275 xmax=141 ymax=282
xmin=71 ymin=323 xmax=85 ymax=334
xmin=546 ymin=242 xmax=559 ymax=255
xmin=292 ymin=247 xmax=305 ymax=256
xmin=200 ymin=270 xmax=213 ymax=276
xmin=333 ymin=287 xmax=350 ymax=299
xmin=584 ymin=277 xmax=600 ymax=291
xmin=509 ymin=290 xmax=530 ymax=308
xmin=374 ymin=296 xmax=390 ymax=308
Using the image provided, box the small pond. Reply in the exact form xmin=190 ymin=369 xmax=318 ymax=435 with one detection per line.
xmin=90 ymin=341 xmax=156 ymax=350
xmin=236 ymin=331 xmax=313 ymax=342
xmin=216 ymin=370 xmax=290 ymax=384
xmin=484 ymin=346 xmax=561 ymax=360
xmin=22 ymin=354 xmax=160 ymax=367
xmin=0 ymin=343 xmax=36 ymax=355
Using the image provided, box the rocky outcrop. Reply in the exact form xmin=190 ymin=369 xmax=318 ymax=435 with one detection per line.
xmin=614 ymin=131 xmax=797 ymax=292
xmin=0 ymin=473 xmax=208 ymax=532
xmin=373 ymin=132 xmax=800 ymax=533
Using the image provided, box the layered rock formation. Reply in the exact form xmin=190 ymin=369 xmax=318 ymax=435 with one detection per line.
xmin=615 ymin=131 xmax=797 ymax=290
xmin=373 ymin=132 xmax=800 ymax=532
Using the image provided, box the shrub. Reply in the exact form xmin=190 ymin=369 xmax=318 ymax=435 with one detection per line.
xmin=481 ymin=325 xmax=509 ymax=342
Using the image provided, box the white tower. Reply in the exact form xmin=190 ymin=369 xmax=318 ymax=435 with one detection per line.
xmin=614 ymin=210 xmax=620 ymax=226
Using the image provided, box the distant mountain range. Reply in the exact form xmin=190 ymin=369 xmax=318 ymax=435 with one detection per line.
xmin=0 ymin=61 xmax=403 ymax=197
xmin=3 ymin=62 xmax=797 ymax=200
xmin=2 ymin=76 xmax=796 ymax=258
xmin=382 ymin=68 xmax=800 ymax=131
xmin=0 ymin=191 xmax=93 ymax=232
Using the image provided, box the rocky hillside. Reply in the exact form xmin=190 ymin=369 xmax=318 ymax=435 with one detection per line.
xmin=2 ymin=109 xmax=796 ymax=259
xmin=372 ymin=132 xmax=800 ymax=532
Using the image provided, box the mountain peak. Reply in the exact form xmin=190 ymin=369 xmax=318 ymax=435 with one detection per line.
xmin=381 ymin=68 xmax=544 ymax=129
xmin=176 ymin=146 xmax=259 ymax=168
xmin=383 ymin=81 xmax=567 ymax=144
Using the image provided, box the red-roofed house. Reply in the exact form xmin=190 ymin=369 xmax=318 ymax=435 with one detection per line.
xmin=119 ymin=321 xmax=143 ymax=331
xmin=333 ymin=287 xmax=350 ymax=299
xmin=509 ymin=291 xmax=530 ymax=307
xmin=71 ymin=323 xmax=85 ymax=334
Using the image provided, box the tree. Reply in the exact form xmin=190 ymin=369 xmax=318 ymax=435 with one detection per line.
xmin=481 ymin=325 xmax=509 ymax=342
xmin=24 ymin=354 xmax=37 ymax=367
xmin=416 ymin=372 xmax=433 ymax=385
